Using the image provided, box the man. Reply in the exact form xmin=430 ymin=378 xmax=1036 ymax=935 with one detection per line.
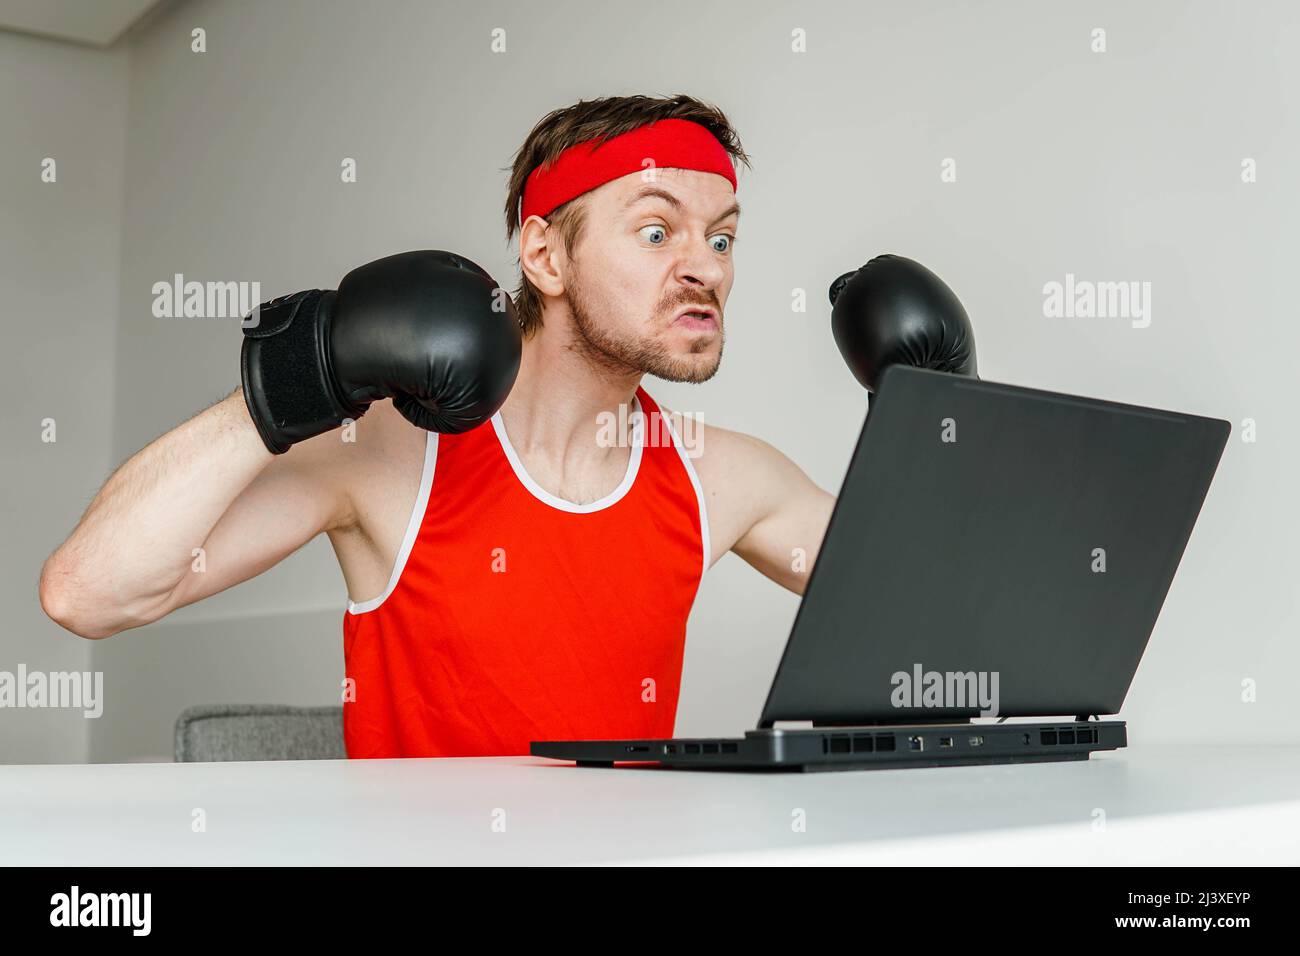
xmin=39 ymin=94 xmax=974 ymax=757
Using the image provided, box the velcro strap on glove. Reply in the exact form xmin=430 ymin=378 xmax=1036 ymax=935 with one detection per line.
xmin=240 ymin=289 xmax=361 ymax=454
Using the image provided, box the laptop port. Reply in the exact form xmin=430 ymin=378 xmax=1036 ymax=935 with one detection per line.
xmin=968 ymin=735 xmax=984 ymax=747
xmin=938 ymin=736 xmax=954 ymax=748
xmin=908 ymin=735 xmax=924 ymax=751
xmin=685 ymin=743 xmax=700 ymax=754
xmin=702 ymin=742 xmax=719 ymax=754
xmin=721 ymin=742 xmax=738 ymax=754
xmin=664 ymin=744 xmax=676 ymax=755
xmin=625 ymin=745 xmax=649 ymax=753
xmin=829 ymin=736 xmax=851 ymax=754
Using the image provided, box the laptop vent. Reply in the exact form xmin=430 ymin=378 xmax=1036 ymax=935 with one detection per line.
xmin=665 ymin=741 xmax=738 ymax=756
xmin=816 ymin=725 xmax=1099 ymax=755
xmin=822 ymin=734 xmax=897 ymax=755
xmin=1040 ymin=726 xmax=1097 ymax=746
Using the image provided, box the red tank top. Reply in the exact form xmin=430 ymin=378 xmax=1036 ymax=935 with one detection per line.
xmin=341 ymin=387 xmax=708 ymax=757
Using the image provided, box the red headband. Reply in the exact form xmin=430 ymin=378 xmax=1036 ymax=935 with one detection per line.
xmin=519 ymin=118 xmax=737 ymax=223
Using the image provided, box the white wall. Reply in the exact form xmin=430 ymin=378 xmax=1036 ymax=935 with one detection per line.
xmin=7 ymin=0 xmax=1297 ymax=761
xmin=0 ymin=30 xmax=128 ymax=761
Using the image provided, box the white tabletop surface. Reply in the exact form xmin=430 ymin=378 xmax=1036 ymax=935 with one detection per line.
xmin=3 ymin=744 xmax=1298 ymax=865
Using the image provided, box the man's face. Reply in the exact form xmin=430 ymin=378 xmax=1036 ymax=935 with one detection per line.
xmin=561 ymin=168 xmax=738 ymax=383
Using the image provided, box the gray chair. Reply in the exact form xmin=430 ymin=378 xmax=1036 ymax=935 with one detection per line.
xmin=174 ymin=704 xmax=346 ymax=762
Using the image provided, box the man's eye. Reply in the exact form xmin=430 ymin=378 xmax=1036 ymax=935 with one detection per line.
xmin=639 ymin=225 xmax=667 ymax=245
xmin=711 ymin=234 xmax=734 ymax=253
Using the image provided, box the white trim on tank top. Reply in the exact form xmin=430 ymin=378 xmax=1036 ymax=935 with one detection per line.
xmin=658 ymin=407 xmax=712 ymax=579
xmin=345 ymin=393 xmax=711 ymax=615
xmin=490 ymin=394 xmax=645 ymax=513
xmin=346 ymin=431 xmax=439 ymax=616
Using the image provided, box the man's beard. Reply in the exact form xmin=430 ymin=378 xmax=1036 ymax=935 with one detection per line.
xmin=566 ymin=268 xmax=723 ymax=384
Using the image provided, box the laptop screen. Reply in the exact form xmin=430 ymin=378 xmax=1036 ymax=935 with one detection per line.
xmin=759 ymin=366 xmax=1229 ymax=726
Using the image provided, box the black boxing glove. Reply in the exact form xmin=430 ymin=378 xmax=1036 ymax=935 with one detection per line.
xmin=241 ymin=250 xmax=522 ymax=453
xmin=828 ymin=254 xmax=977 ymax=393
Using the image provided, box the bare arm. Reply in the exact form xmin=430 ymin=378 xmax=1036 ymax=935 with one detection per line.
xmin=38 ymin=388 xmax=352 ymax=638
xmin=691 ymin=423 xmax=836 ymax=595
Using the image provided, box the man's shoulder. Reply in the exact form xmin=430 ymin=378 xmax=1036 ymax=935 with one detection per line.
xmin=651 ymin=409 xmax=789 ymax=491
xmin=694 ymin=419 xmax=783 ymax=469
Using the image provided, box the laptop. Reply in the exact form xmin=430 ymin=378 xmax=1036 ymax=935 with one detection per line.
xmin=531 ymin=365 xmax=1230 ymax=771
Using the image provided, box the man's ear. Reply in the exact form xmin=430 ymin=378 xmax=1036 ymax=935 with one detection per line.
xmin=519 ymin=216 xmax=565 ymax=297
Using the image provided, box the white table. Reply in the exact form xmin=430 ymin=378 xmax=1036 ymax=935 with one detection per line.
xmin=3 ymin=745 xmax=1298 ymax=865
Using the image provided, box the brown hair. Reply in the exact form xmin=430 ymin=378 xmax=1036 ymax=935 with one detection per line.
xmin=503 ymin=94 xmax=751 ymax=337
